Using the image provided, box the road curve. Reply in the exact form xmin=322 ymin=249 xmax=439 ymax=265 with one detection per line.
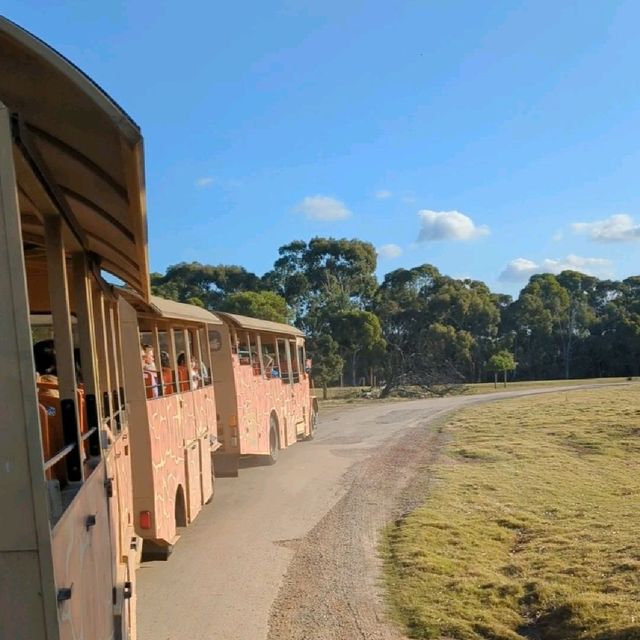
xmin=137 ymin=385 xmax=621 ymax=640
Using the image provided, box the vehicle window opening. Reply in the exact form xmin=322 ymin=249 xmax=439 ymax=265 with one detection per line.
xmin=260 ymin=335 xmax=278 ymax=379
xmin=199 ymin=327 xmax=213 ymax=385
xmin=290 ymin=340 xmax=300 ymax=384
xmin=238 ymin=331 xmax=251 ymax=365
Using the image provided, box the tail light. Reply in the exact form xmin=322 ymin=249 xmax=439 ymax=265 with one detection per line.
xmin=139 ymin=511 xmax=153 ymax=530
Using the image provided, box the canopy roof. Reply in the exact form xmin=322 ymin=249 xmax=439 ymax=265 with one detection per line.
xmin=0 ymin=17 xmax=150 ymax=298
xmin=149 ymin=296 xmax=223 ymax=325
xmin=215 ymin=311 xmax=304 ymax=338
xmin=118 ymin=289 xmax=222 ymax=326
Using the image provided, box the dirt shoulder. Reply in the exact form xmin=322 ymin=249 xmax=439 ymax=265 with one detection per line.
xmin=267 ymin=409 xmax=449 ymax=639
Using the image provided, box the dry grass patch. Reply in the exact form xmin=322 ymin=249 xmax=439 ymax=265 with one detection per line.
xmin=383 ymin=386 xmax=640 ymax=640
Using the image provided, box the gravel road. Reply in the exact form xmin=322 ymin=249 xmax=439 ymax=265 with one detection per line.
xmin=137 ymin=385 xmax=617 ymax=640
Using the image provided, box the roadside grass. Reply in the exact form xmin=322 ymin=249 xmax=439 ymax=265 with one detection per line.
xmin=382 ymin=386 xmax=640 ymax=640
xmin=317 ymin=378 xmax=629 ymax=407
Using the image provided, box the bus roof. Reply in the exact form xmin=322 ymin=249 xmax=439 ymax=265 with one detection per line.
xmin=0 ymin=17 xmax=150 ymax=298
xmin=118 ymin=288 xmax=223 ymax=325
xmin=149 ymin=296 xmax=223 ymax=325
xmin=214 ymin=312 xmax=305 ymax=338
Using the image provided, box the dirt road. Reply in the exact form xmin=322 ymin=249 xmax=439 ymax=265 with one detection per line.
xmin=137 ymin=386 xmax=618 ymax=640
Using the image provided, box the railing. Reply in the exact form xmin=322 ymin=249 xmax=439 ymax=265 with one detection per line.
xmin=43 ymin=443 xmax=76 ymax=472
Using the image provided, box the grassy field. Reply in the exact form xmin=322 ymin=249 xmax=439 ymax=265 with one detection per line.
xmin=382 ymin=385 xmax=640 ymax=640
xmin=316 ymin=378 xmax=629 ymax=406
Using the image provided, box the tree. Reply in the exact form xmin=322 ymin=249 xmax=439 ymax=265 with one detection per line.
xmin=266 ymin=237 xmax=378 ymax=320
xmin=505 ymin=274 xmax=570 ymax=379
xmin=329 ymin=310 xmax=386 ymax=386
xmin=219 ymin=291 xmax=292 ymax=323
xmin=310 ymin=335 xmax=344 ymax=400
xmin=152 ymin=262 xmax=263 ymax=310
xmin=487 ymin=350 xmax=517 ymax=388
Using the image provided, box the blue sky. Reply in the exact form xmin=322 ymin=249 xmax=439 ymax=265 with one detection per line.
xmin=4 ymin=1 xmax=640 ymax=296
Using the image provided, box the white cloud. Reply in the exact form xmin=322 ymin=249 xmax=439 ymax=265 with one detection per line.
xmin=417 ymin=210 xmax=489 ymax=242
xmin=195 ymin=177 xmax=215 ymax=188
xmin=375 ymin=189 xmax=392 ymax=199
xmin=294 ymin=195 xmax=352 ymax=221
xmin=377 ymin=243 xmax=403 ymax=259
xmin=552 ymin=230 xmax=564 ymax=242
xmin=571 ymin=214 xmax=640 ymax=242
xmin=499 ymin=254 xmax=613 ymax=282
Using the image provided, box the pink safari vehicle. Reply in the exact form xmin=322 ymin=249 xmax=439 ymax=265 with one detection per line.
xmin=210 ymin=312 xmax=318 ymax=476
xmin=119 ymin=293 xmax=220 ymax=560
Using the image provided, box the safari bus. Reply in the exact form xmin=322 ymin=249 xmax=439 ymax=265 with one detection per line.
xmin=211 ymin=312 xmax=319 ymax=476
xmin=0 ymin=16 xmax=149 ymax=640
xmin=118 ymin=292 xmax=220 ymax=559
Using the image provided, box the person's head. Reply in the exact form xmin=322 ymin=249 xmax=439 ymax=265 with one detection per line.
xmin=177 ymin=352 xmax=186 ymax=366
xmin=38 ymin=374 xmax=60 ymax=397
xmin=141 ymin=343 xmax=154 ymax=366
xmin=34 ymin=339 xmax=56 ymax=375
xmin=160 ymin=351 xmax=170 ymax=368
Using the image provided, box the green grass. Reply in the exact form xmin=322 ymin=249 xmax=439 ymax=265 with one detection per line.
xmin=382 ymin=386 xmax=640 ymax=640
xmin=463 ymin=377 xmax=630 ymax=395
xmin=317 ymin=378 xmax=629 ymax=407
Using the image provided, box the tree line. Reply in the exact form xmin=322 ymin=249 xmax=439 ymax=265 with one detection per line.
xmin=150 ymin=237 xmax=640 ymax=396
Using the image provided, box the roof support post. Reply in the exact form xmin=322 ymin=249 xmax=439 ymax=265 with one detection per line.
xmin=43 ymin=215 xmax=83 ymax=482
xmin=105 ymin=303 xmax=122 ymax=430
xmin=256 ymin=334 xmax=265 ymax=376
xmin=92 ymin=289 xmax=113 ymax=431
xmin=72 ymin=252 xmax=101 ymax=456
xmin=0 ymin=101 xmax=60 ymax=640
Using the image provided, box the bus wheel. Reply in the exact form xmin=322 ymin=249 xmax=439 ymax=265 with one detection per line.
xmin=267 ymin=414 xmax=279 ymax=465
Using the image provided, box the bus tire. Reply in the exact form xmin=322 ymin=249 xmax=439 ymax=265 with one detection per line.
xmin=267 ymin=414 xmax=279 ymax=465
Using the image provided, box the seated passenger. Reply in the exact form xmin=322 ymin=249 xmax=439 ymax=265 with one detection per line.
xmin=33 ymin=339 xmax=57 ymax=375
xmin=177 ymin=353 xmax=190 ymax=392
xmin=38 ymin=374 xmax=60 ymax=397
xmin=141 ymin=343 xmax=159 ymax=398
xmin=189 ymin=355 xmax=201 ymax=390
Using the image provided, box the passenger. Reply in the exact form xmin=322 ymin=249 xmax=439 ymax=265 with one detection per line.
xmin=263 ymin=353 xmax=275 ymax=371
xmin=159 ymin=351 xmax=173 ymax=394
xmin=33 ymin=339 xmax=57 ymax=375
xmin=189 ymin=355 xmax=201 ymax=390
xmin=198 ymin=358 xmax=210 ymax=385
xmin=34 ymin=340 xmax=83 ymax=382
xmin=177 ymin=353 xmax=190 ymax=392
xmin=38 ymin=373 xmax=60 ymax=398
xmin=141 ymin=343 xmax=159 ymax=398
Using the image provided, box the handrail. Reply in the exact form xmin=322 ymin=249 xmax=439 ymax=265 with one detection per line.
xmin=44 ymin=443 xmax=76 ymax=471
xmin=81 ymin=426 xmax=98 ymax=442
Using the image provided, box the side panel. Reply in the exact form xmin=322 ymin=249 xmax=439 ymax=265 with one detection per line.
xmin=0 ymin=105 xmax=58 ymax=640
xmin=146 ymin=395 xmax=184 ymax=544
xmin=198 ymin=435 xmax=213 ymax=504
xmin=230 ymin=356 xmax=312 ymax=456
xmin=184 ymin=440 xmax=201 ymax=523
xmin=52 ymin=462 xmax=114 ymax=640
xmin=181 ymin=392 xmax=197 ymax=443
xmin=119 ymin=296 xmax=156 ymax=540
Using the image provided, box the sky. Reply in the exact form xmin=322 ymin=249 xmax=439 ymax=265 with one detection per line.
xmin=4 ymin=1 xmax=640 ymax=296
